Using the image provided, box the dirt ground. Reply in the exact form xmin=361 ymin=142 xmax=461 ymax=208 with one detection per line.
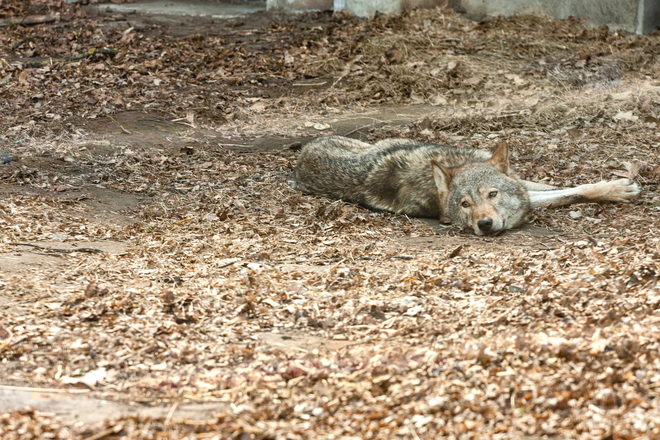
xmin=1 ymin=0 xmax=660 ymax=439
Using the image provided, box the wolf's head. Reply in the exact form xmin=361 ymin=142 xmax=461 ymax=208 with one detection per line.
xmin=431 ymin=142 xmax=530 ymax=235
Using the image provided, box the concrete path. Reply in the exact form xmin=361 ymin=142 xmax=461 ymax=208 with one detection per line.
xmin=99 ymin=0 xmax=266 ymax=19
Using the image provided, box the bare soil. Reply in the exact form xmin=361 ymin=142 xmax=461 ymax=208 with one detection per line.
xmin=1 ymin=1 xmax=660 ymax=439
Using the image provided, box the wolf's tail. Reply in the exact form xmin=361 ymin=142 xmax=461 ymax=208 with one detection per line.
xmin=292 ymin=136 xmax=372 ymax=204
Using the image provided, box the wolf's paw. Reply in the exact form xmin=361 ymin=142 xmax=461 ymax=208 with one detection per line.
xmin=600 ymin=178 xmax=641 ymax=202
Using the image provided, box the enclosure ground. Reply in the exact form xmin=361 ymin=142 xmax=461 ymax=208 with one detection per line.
xmin=1 ymin=1 xmax=660 ymax=439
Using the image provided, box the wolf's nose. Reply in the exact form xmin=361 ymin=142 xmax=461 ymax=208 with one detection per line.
xmin=478 ymin=218 xmax=493 ymax=232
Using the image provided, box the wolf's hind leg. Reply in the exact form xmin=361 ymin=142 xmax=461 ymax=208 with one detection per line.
xmin=521 ymin=180 xmax=560 ymax=191
xmin=528 ymin=179 xmax=640 ymax=209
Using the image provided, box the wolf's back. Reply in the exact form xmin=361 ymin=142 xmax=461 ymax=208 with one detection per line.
xmin=293 ymin=136 xmax=491 ymax=217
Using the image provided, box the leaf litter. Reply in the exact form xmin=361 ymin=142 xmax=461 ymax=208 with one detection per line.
xmin=1 ymin=0 xmax=660 ymax=439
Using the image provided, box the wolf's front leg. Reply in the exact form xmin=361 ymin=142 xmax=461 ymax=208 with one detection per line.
xmin=528 ymin=179 xmax=640 ymax=209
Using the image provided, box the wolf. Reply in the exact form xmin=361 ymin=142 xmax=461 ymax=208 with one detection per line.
xmin=293 ymin=136 xmax=640 ymax=235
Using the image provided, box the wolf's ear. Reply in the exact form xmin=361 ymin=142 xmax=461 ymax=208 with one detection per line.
xmin=432 ymin=160 xmax=453 ymax=223
xmin=431 ymin=160 xmax=453 ymax=193
xmin=489 ymin=141 xmax=510 ymax=174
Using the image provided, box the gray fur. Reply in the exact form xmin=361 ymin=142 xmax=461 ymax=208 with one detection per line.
xmin=294 ymin=136 xmax=491 ymax=218
xmin=293 ymin=136 xmax=640 ymax=235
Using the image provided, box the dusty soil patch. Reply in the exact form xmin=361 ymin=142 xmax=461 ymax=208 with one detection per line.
xmin=257 ymin=331 xmax=351 ymax=352
xmin=0 ymin=184 xmax=145 ymax=224
xmin=0 ymin=240 xmax=127 ymax=275
xmin=0 ymin=386 xmax=229 ymax=425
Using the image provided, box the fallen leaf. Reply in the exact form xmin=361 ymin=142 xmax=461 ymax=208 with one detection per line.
xmin=448 ymin=244 xmax=463 ymax=258
xmin=613 ymin=111 xmax=638 ymax=122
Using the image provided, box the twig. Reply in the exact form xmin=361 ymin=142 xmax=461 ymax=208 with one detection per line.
xmin=218 ymin=143 xmax=251 ymax=148
xmin=83 ymin=425 xmax=123 ymax=440
xmin=337 ymin=339 xmax=372 ymax=354
xmin=13 ymin=250 xmax=66 ymax=258
xmin=109 ymin=344 xmax=154 ymax=367
xmin=330 ymin=67 xmax=350 ymax=89
xmin=342 ymin=124 xmax=375 ymax=137
xmin=23 ymin=48 xmax=119 ymax=68
xmin=0 ymin=326 xmax=13 ymax=352
xmin=270 ymin=255 xmax=412 ymax=265
xmin=110 ymin=116 xmax=132 ymax=134
xmin=9 ymin=243 xmax=104 ymax=254
xmin=164 ymin=402 xmax=178 ymax=426
xmin=217 ymin=260 xmax=240 ymax=268
xmin=292 ymin=81 xmax=327 ymax=87
xmin=0 ymin=15 xmax=58 ymax=28
xmin=12 ymin=34 xmax=47 ymax=49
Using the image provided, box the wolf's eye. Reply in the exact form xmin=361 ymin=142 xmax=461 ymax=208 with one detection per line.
xmin=461 ymin=201 xmax=470 ymax=208
xmin=488 ymin=191 xmax=498 ymax=198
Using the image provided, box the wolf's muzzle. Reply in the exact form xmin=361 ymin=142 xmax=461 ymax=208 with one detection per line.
xmin=477 ymin=218 xmax=493 ymax=233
